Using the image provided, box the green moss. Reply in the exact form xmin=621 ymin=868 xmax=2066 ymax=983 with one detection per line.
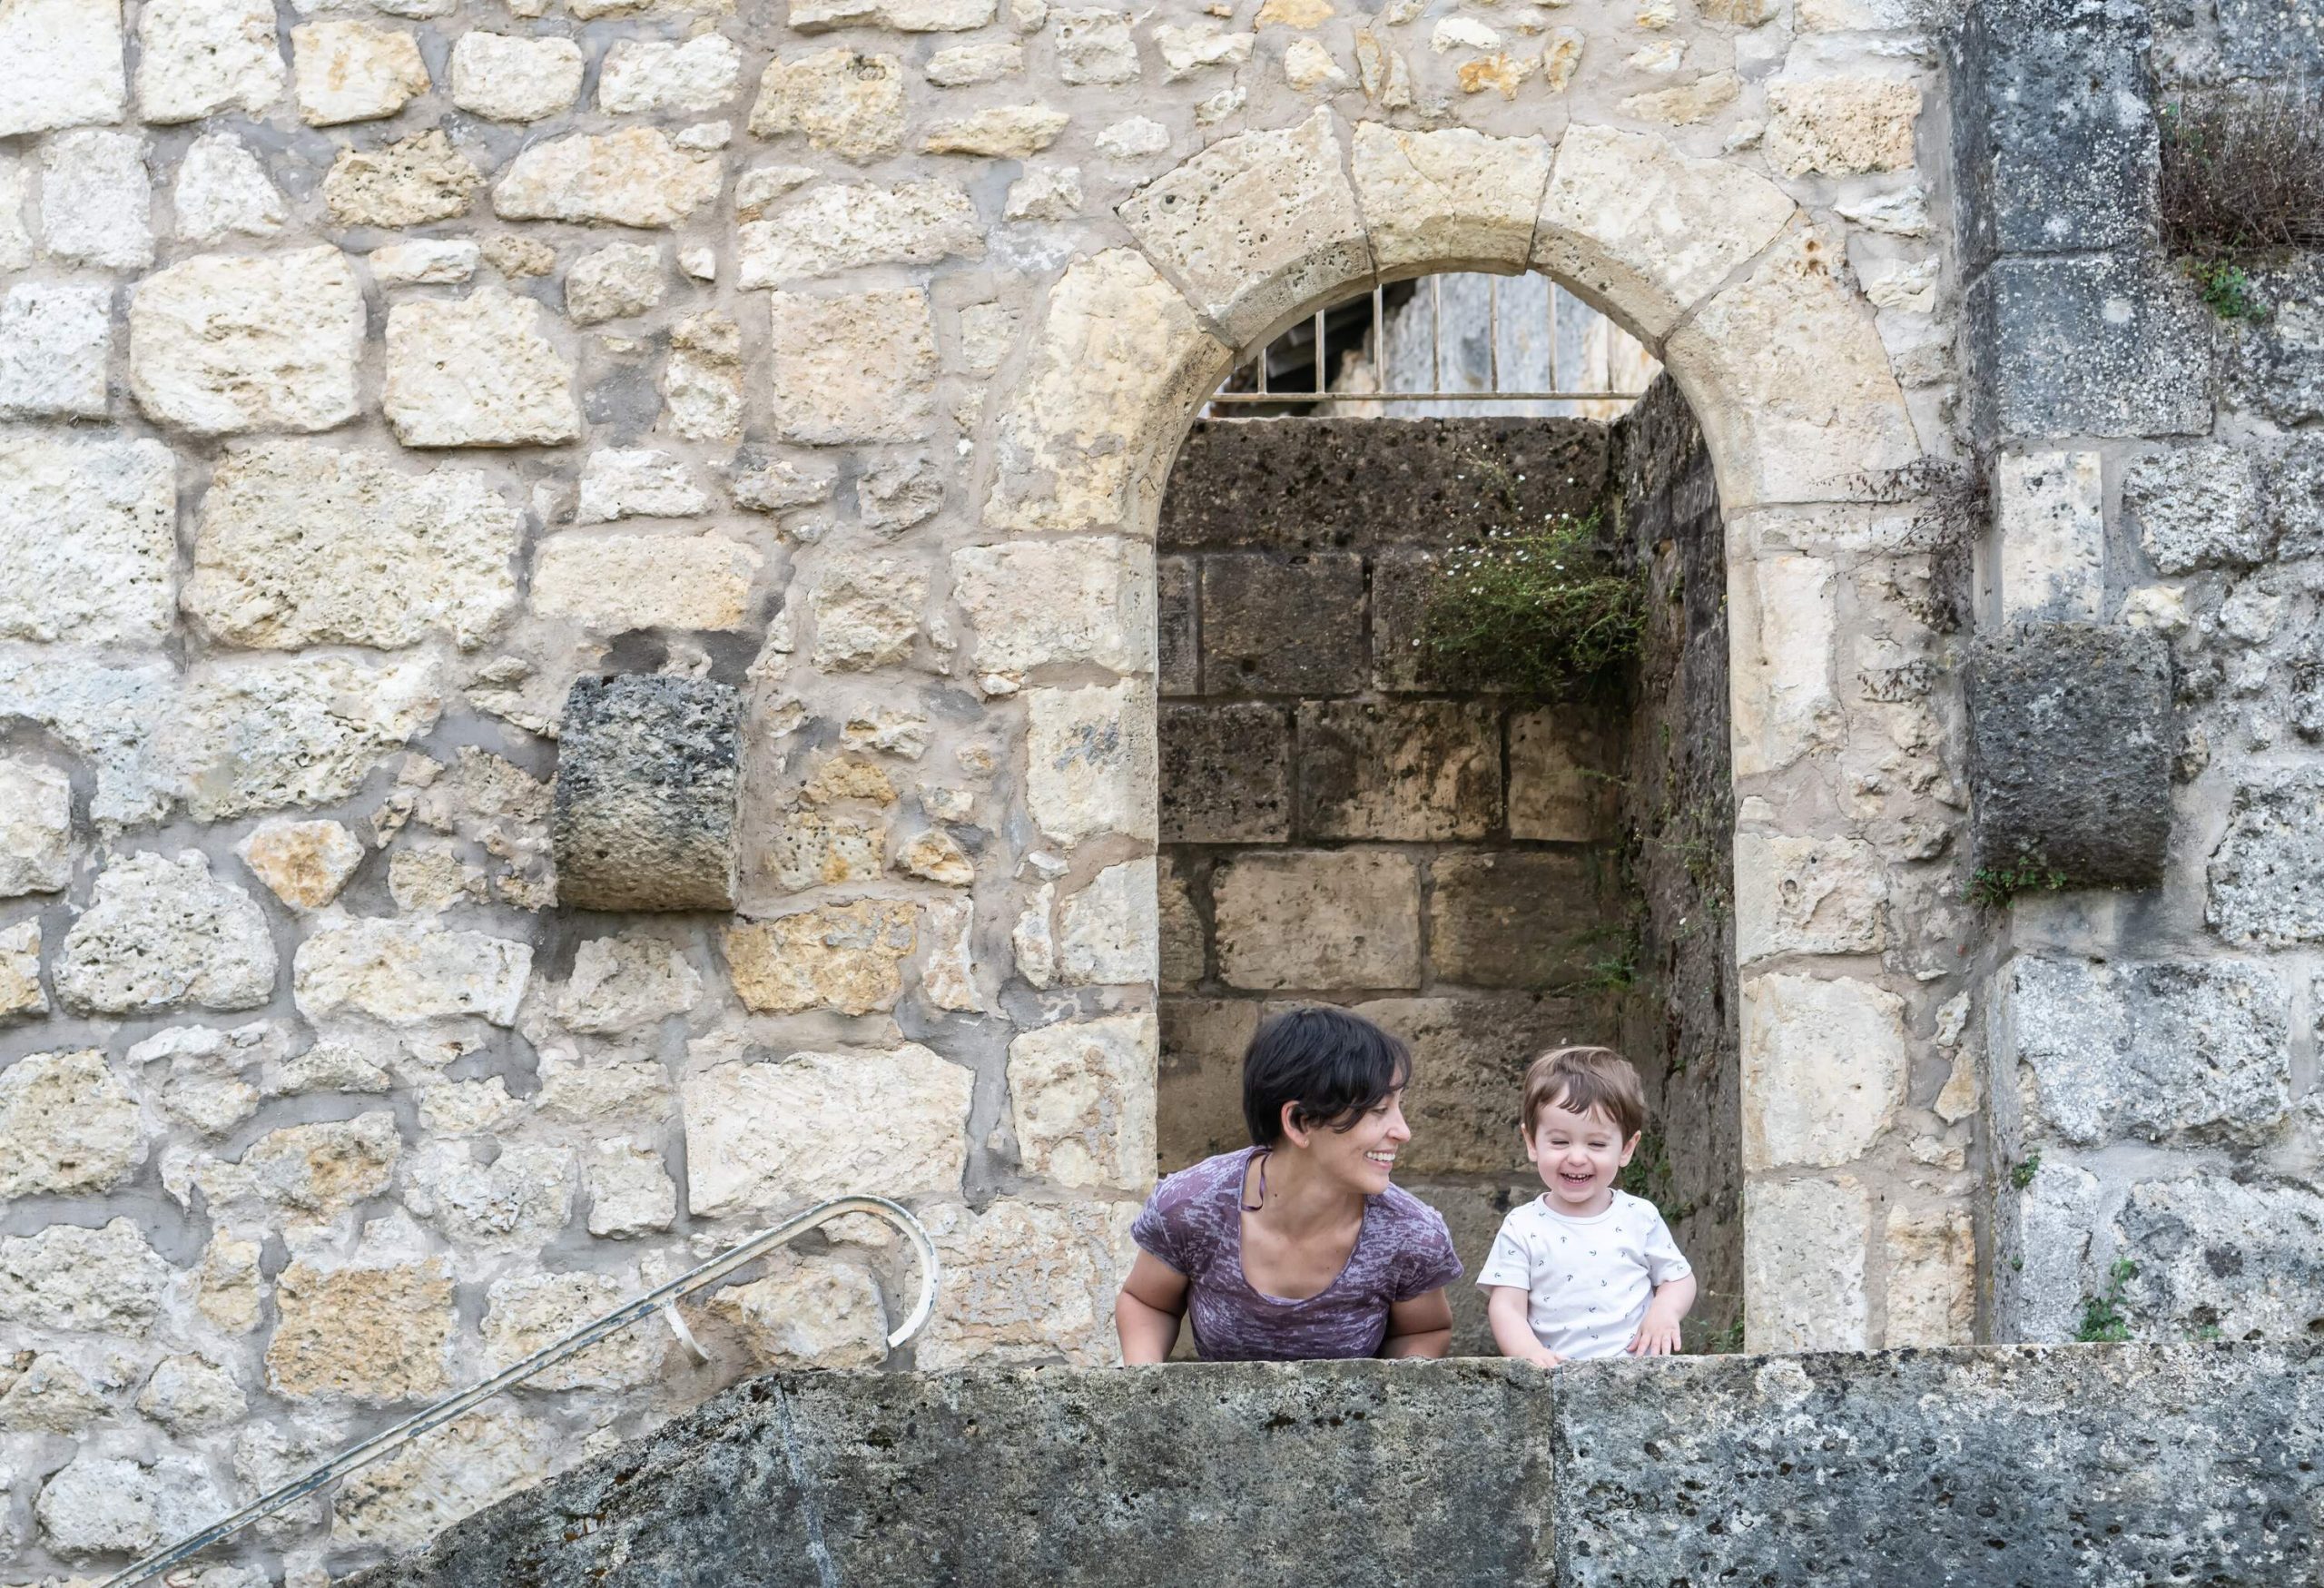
xmin=1968 ymin=861 xmax=2071 ymax=909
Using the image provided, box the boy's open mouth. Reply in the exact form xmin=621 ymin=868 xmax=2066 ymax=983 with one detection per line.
xmin=1559 ymin=1169 xmax=1597 ymax=1187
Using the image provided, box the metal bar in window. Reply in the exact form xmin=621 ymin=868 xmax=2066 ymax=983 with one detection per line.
xmin=1373 ymin=282 xmax=1386 ymax=397
xmin=1206 ymin=389 xmax=1643 ymax=404
xmin=1486 ymin=275 xmax=1500 ymax=394
xmin=1547 ymin=283 xmax=1560 ymax=392
xmin=1431 ymin=275 xmax=1443 ymax=393
xmin=1256 ymin=337 xmax=1268 ymax=399
xmin=1314 ymin=310 xmax=1326 ymax=397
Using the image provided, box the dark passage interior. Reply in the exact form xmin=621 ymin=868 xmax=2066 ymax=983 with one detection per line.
xmin=1154 ymin=380 xmax=1740 ymax=1352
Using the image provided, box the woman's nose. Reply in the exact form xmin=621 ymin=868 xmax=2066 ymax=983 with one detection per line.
xmin=1384 ymin=1106 xmax=1412 ymax=1144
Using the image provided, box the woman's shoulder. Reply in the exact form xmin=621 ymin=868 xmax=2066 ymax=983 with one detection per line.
xmin=1147 ymin=1149 xmax=1256 ymax=1215
xmin=1371 ymin=1179 xmax=1456 ymax=1242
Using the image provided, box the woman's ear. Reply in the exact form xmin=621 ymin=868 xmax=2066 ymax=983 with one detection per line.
xmin=1278 ymin=1100 xmax=1312 ymax=1149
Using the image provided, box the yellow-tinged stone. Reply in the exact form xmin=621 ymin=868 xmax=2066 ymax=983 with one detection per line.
xmin=921 ymin=104 xmax=1068 ymax=156
xmin=706 ymin=1253 xmax=889 ymax=1367
xmin=725 ymin=900 xmax=917 ymax=1014
xmin=897 ymin=829 xmax=975 ymax=885
xmin=1353 ymin=122 xmax=1547 ymax=275
xmin=1619 ymin=69 xmax=1738 ymax=124
xmin=268 ymin=1258 xmax=455 ymax=1401
xmin=1457 ymin=52 xmax=1531 ymax=96
xmin=0 ymin=1049 xmax=142 ymax=1198
xmin=803 ymin=755 xmax=898 ymax=805
xmin=531 ymin=534 xmax=763 ymax=633
xmin=0 ymin=920 xmax=44 ymax=1018
xmin=749 ymin=47 xmax=906 ymax=162
xmin=237 ymin=819 xmax=364 ymax=910
xmin=1256 ymin=0 xmax=1331 ymax=24
xmin=1764 ymin=75 xmax=1922 ymax=176
xmin=1884 ymin=1205 xmax=1974 ymax=1347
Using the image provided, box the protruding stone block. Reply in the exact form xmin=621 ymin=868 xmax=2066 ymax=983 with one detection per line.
xmin=1967 ymin=622 xmax=2171 ymax=891
xmin=554 ymin=676 xmax=742 ymax=912
xmin=1965 ymin=254 xmax=2211 ymax=442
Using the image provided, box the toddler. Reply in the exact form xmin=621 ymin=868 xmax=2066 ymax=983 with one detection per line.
xmin=1478 ymin=1046 xmax=1695 ymax=1366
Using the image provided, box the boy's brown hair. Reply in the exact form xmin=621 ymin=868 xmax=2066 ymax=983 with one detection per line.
xmin=1521 ymin=1046 xmax=1648 ymax=1141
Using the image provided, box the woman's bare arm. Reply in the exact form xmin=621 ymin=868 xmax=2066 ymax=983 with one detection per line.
xmin=1379 ymin=1288 xmax=1454 ymax=1359
xmin=1115 ymin=1249 xmax=1192 ymax=1365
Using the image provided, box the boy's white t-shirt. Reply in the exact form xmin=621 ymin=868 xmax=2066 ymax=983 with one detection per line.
xmin=1475 ymin=1190 xmax=1691 ymax=1361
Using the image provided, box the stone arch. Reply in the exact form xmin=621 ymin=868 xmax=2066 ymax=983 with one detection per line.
xmin=978 ymin=107 xmax=1952 ymax=1352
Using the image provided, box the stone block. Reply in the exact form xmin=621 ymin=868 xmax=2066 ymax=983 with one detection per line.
xmin=598 ymin=34 xmax=742 ymax=114
xmin=385 ymin=287 xmax=580 ymax=448
xmin=1883 ymin=1205 xmax=1974 ymax=1348
xmin=564 ymin=245 xmax=665 ymax=327
xmin=724 ymin=901 xmax=916 ymax=1014
xmin=35 ymin=1455 xmax=219 ymax=1560
xmin=685 ymin=1049 xmax=971 ymax=1215
xmin=1295 ymin=699 xmax=1501 ymax=842
xmin=292 ymin=919 xmax=531 ymax=1025
xmin=1354 ymin=992 xmax=1609 ymax=1176
xmin=1056 ymin=859 xmax=1157 ymax=986
xmin=953 ymin=538 xmax=1151 ymax=678
xmin=1366 ymin=548 xmax=1452 ymax=694
xmin=0 ymin=920 xmax=44 ymax=1018
xmin=41 ymin=133 xmax=147 ymax=270
xmin=665 ymin=311 xmax=743 ymax=441
xmin=769 ymin=288 xmax=936 ymax=443
xmin=323 ymin=129 xmax=482 ymax=227
xmin=1994 ymin=449 xmax=2103 ymax=619
xmin=1161 ymin=420 xmax=1609 ymax=553
xmin=2208 ymin=769 xmax=2324 ymax=947
xmin=172 ymin=133 xmax=286 ymax=242
xmin=558 ymin=933 xmax=702 ymax=1034
xmin=1741 ymin=1174 xmax=1867 ymax=1350
xmin=532 ymin=534 xmax=761 ymax=634
xmin=154 ymin=654 xmax=444 ymax=822
xmin=0 ymin=0 xmax=125 ymax=136
xmin=706 ymin=1253 xmax=888 ymax=1369
xmin=2224 ymin=256 xmax=2324 ymax=426
xmin=1966 ymin=622 xmax=2171 ymax=889
xmin=1733 ymin=833 xmax=1888 ymax=962
xmin=448 ymin=31 xmax=582 ymax=121
xmin=1763 ymin=74 xmax=1921 ymax=177
xmin=1159 ymin=702 xmax=1291 ymax=843
xmin=292 ymin=20 xmax=426 ymax=124
xmin=1740 ymin=972 xmax=1906 ymax=1169
xmin=1964 ymin=253 xmax=2211 ymax=442
xmin=0 ymin=1218 xmax=170 ymax=1335
xmin=202 ymin=1113 xmax=399 ymax=1219
xmin=1947 ymin=0 xmax=2154 ymax=269
xmin=404 ymin=1140 xmax=573 ymax=1245
xmin=1507 ymin=707 xmax=1619 ymax=842
xmin=1998 ymin=956 xmax=2290 ymax=1147
xmin=130 ymin=247 xmax=363 ymax=436
xmin=0 ymin=432 xmax=174 ymax=646
xmin=1007 ymin=1011 xmax=1157 ymax=1189
xmin=1429 ymin=851 xmax=1603 ymax=989
xmin=1158 ymin=997 xmax=1259 ymax=1169
xmin=54 ymin=851 xmax=275 ymax=1015
xmin=1026 ymin=679 xmax=1157 ymax=847
xmin=915 ymin=1198 xmax=1134 ymax=1367
xmin=1534 ymin=124 xmax=1795 ymax=341
xmin=739 ymin=181 xmax=981 ymax=286
xmin=490 ymin=128 xmax=721 ymax=228
xmin=335 ymin=1406 xmax=549 ymax=1552
xmin=983 ymin=248 xmax=1231 ymax=537
xmin=586 ymin=1139 xmax=675 ymax=1238
xmin=1352 ymin=122 xmax=1547 ymax=277
xmin=185 ymin=441 xmax=520 ymax=651
xmin=2122 ymin=443 xmax=2268 ymax=574
xmin=1157 ymin=556 xmax=1198 ymax=695
xmin=1198 ymin=552 xmax=1365 ymax=695
xmin=483 ymin=1273 xmax=665 ymax=1390
xmin=749 ymin=47 xmax=906 ymax=163
xmin=0 ymin=1050 xmax=143 ymax=1199
xmin=921 ymin=104 xmax=1068 ymax=157
xmin=2117 ymin=1176 xmax=2324 ymax=1341
xmin=267 ymin=1256 xmax=455 ymax=1399
xmin=811 ymin=552 xmax=927 ymax=669
xmin=135 ymin=1354 xmax=245 ymax=1434
xmin=1212 ymin=850 xmax=1421 ymax=991
xmin=0 ymin=280 xmax=109 ymax=419
xmin=554 ymin=675 xmax=742 ymax=912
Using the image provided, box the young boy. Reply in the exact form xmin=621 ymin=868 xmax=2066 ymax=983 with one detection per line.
xmin=1477 ymin=1046 xmax=1695 ymax=1366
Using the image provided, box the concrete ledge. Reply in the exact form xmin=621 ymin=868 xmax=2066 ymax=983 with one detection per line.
xmin=345 ymin=1346 xmax=2320 ymax=1588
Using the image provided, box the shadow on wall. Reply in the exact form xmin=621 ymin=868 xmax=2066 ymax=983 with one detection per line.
xmin=1152 ymin=384 xmax=1738 ymax=1355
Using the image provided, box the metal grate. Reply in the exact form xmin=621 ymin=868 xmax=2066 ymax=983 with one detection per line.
xmin=1205 ymin=273 xmax=1656 ymax=418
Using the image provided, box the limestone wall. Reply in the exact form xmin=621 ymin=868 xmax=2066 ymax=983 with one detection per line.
xmin=1152 ymin=415 xmax=1628 ymax=1355
xmin=1957 ymin=0 xmax=2324 ymax=1347
xmin=0 ymin=0 xmax=1964 ymax=1573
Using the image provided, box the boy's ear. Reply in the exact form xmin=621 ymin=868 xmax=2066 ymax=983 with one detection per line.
xmin=1619 ymin=1130 xmax=1641 ymax=1167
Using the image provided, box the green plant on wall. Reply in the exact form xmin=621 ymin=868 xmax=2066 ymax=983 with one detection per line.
xmin=1968 ymin=859 xmax=2071 ymax=909
xmin=1422 ymin=459 xmax=1644 ymax=697
xmin=2073 ymin=1258 xmax=2140 ymax=1344
xmin=2158 ymin=88 xmax=2324 ymax=321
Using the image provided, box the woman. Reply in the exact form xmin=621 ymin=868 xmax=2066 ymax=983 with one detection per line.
xmin=1115 ymin=1006 xmax=1460 ymax=1363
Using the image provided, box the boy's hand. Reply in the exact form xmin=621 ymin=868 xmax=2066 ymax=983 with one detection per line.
xmin=1518 ymin=1346 xmax=1564 ymax=1370
xmin=1627 ymin=1313 xmax=1683 ymax=1356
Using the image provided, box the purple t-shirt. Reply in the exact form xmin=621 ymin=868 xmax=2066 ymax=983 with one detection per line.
xmin=1130 ymin=1148 xmax=1463 ymax=1361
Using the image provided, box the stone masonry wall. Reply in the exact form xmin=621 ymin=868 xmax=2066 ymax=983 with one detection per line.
xmin=0 ymin=0 xmax=1965 ymax=1573
xmin=1957 ymin=0 xmax=2324 ymax=1347
xmin=1153 ymin=416 xmax=1627 ymax=1356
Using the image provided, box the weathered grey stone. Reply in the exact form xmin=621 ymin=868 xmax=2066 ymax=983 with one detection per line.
xmin=404 ymin=1139 xmax=573 ymax=1245
xmin=2123 ymin=444 xmax=2268 ymax=574
xmin=202 ymin=1111 xmax=399 ymax=1218
xmin=293 ymin=918 xmax=532 ymax=1026
xmin=1159 ymin=703 xmax=1291 ymax=843
xmin=1507 ymin=708 xmax=1619 ymax=842
xmin=185 ymin=441 xmax=520 ymax=650
xmin=564 ymin=244 xmax=665 ymax=326
xmin=0 ymin=0 xmax=126 ymax=137
xmin=1295 ymin=700 xmax=1500 ymax=842
xmin=1965 ymin=253 xmax=2211 ymax=442
xmin=54 ymin=850 xmax=276 ymax=1014
xmin=664 ymin=311 xmax=743 ymax=441
xmin=1213 ymin=850 xmax=1421 ymax=991
xmin=685 ymin=1049 xmax=970 ymax=1215
xmin=1055 ymin=858 xmax=1156 ymax=986
xmin=2206 ymin=768 xmax=2324 ymax=947
xmin=36 ymin=1454 xmax=222 ymax=1559
xmin=553 ymin=675 xmax=742 ymax=912
xmin=1999 ymin=957 xmax=2290 ymax=1147
xmin=0 ymin=1218 xmax=171 ymax=1335
xmin=2117 ymin=1177 xmax=2324 ymax=1342
xmin=0 ymin=431 xmax=175 ymax=646
xmin=130 ymin=247 xmax=364 ymax=436
xmin=1966 ymin=622 xmax=2171 ymax=889
xmin=810 ymin=552 xmax=927 ymax=669
xmin=385 ymin=287 xmax=579 ymax=448
xmin=156 ymin=653 xmax=444 ymax=821
xmin=0 ymin=1049 xmax=141 ymax=1198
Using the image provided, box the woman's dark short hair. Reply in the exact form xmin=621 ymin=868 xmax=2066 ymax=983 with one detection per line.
xmin=1243 ymin=1006 xmax=1413 ymax=1148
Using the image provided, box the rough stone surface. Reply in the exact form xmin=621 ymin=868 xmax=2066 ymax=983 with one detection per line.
xmin=0 ymin=920 xmax=44 ymax=1018
xmin=0 ymin=432 xmax=175 ymax=646
xmin=1159 ymin=703 xmax=1291 ymax=843
xmin=1026 ymin=680 xmax=1157 ymax=847
xmin=1743 ymin=1176 xmax=1867 ymax=1350
xmin=0 ymin=0 xmax=127 ymax=137
xmin=1763 ymin=74 xmax=1922 ymax=176
xmin=1430 ymin=852 xmax=1603 ymax=989
xmin=404 ymin=1140 xmax=573 ymax=1245
xmin=0 ymin=1218 xmax=172 ymax=1335
xmin=448 ymin=31 xmax=582 ymax=121
xmin=292 ymin=21 xmax=428 ymax=124
xmin=130 ymin=247 xmax=364 ymax=436
xmin=40 ymin=129 xmax=152 ymax=269
xmin=1552 ymin=1347 xmax=2324 ymax=1586
xmin=1212 ymin=850 xmax=1421 ymax=991
xmin=237 ymin=819 xmax=363 ymax=911
xmin=0 ymin=1050 xmax=143 ymax=1199
xmin=0 ymin=280 xmax=111 ymax=419
xmin=564 ymin=244 xmax=665 ymax=326
xmin=35 ymin=1454 xmax=220 ymax=1560
xmin=1295 ymin=700 xmax=1499 ymax=841
xmin=2000 ymin=957 xmax=2290 ymax=1147
xmin=334 ymin=1406 xmax=549 ymax=1552
xmin=185 ymin=441 xmax=520 ymax=650
xmin=768 ymin=288 xmax=935 ymax=443
xmin=706 ymin=1254 xmax=888 ymax=1368
xmin=482 ymin=1272 xmax=664 ymax=1390
xmin=493 ymin=128 xmax=722 ymax=228
xmin=553 ymin=675 xmax=742 ymax=912
xmin=810 ymin=553 xmax=927 ymax=668
xmin=952 ymin=538 xmax=1149 ymax=677
xmin=739 ymin=181 xmax=980 ymax=284
xmin=558 ymin=933 xmax=702 ymax=1033
xmin=1741 ymin=973 xmax=1905 ymax=1169
xmin=1968 ymin=622 xmax=2171 ymax=889
xmin=599 ymin=35 xmax=742 ymax=114
xmin=385 ymin=288 xmax=580 ymax=448
xmin=292 ymin=918 xmax=531 ymax=1026
xmin=2117 ymin=1178 xmax=2324 ymax=1342
xmin=749 ymin=48 xmax=906 ymax=162
xmin=1965 ymin=252 xmax=2211 ymax=442
xmin=724 ymin=901 xmax=917 ymax=1014
xmin=172 ymin=133 xmax=287 ymax=241
xmin=533 ymin=535 xmax=761 ymax=634
xmin=1007 ymin=1012 xmax=1156 ymax=1189
xmin=159 ymin=654 xmax=445 ymax=821
xmin=684 ymin=1049 xmax=970 ymax=1215
xmin=54 ymin=851 xmax=276 ymax=1015
xmin=1353 ymin=123 xmax=1546 ymax=275
xmin=1733 ymin=833 xmax=1887 ymax=962
xmin=324 ymin=130 xmax=482 ymax=227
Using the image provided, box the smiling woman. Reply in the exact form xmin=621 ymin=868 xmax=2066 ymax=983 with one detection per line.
xmin=1115 ymin=1007 xmax=1462 ymax=1364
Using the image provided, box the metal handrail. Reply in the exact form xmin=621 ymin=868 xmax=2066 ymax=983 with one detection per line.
xmin=105 ymin=1194 xmax=940 ymax=1588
